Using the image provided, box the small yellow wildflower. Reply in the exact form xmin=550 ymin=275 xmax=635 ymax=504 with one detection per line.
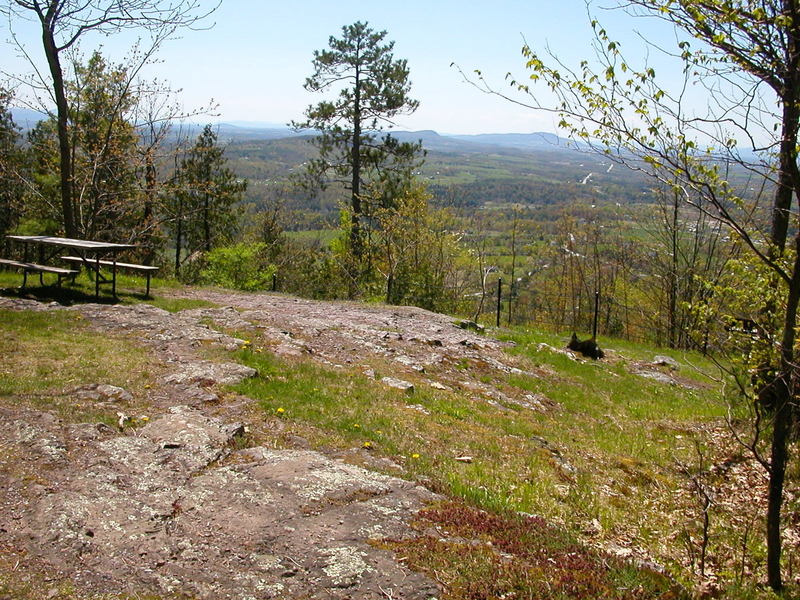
xmin=411 ymin=453 xmax=420 ymax=459
xmin=376 ymin=430 xmax=383 ymax=435
xmin=140 ymin=416 xmax=150 ymax=422
xmin=362 ymin=441 xmax=372 ymax=449
xmin=276 ymin=407 xmax=285 ymax=415
xmin=353 ymin=423 xmax=361 ymax=429
xmin=255 ymin=348 xmax=263 ymax=353
xmin=144 ymin=384 xmax=151 ymax=389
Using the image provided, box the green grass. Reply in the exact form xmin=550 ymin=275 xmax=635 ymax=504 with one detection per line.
xmin=144 ymin=295 xmax=219 ymax=312
xmin=222 ymin=321 xmax=800 ymax=598
xmin=227 ymin=328 xmax=743 ymax=591
xmin=0 ymin=308 xmax=158 ymax=423
xmin=233 ymin=348 xmax=678 ymax=595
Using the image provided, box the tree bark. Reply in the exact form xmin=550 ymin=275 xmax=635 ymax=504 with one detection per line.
xmin=350 ymin=64 xmax=363 ymax=261
xmin=766 ymin=233 xmax=800 ymax=590
xmin=773 ymin=0 xmax=800 ymax=255
xmin=764 ymin=24 xmax=800 ymax=586
xmin=40 ymin=15 xmax=77 ymax=237
xmin=203 ymin=191 xmax=210 ymax=252
xmin=174 ymin=194 xmax=183 ymax=275
xmin=668 ymin=189 xmax=679 ymax=348
xmin=142 ymin=149 xmax=157 ymax=265
xmin=772 ymin=97 xmax=799 ymax=254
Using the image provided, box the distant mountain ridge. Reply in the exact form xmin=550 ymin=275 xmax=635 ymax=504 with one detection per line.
xmin=8 ymin=107 xmax=579 ymax=154
xmin=212 ymin=123 xmax=581 ymax=154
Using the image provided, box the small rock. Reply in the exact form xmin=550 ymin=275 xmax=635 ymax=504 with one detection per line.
xmin=531 ymin=435 xmax=576 ymax=475
xmin=582 ymin=518 xmax=603 ymax=536
xmin=164 ymin=361 xmax=256 ymax=386
xmin=395 ymin=355 xmax=425 ymax=372
xmin=95 ymin=422 xmax=116 ymax=435
xmin=274 ymin=343 xmax=304 ymax=358
xmin=457 ymin=320 xmax=484 ymax=333
xmin=429 ymin=381 xmax=449 ymax=391
xmin=381 ymin=377 xmax=415 ymax=394
xmin=73 ymin=383 xmax=133 ymax=403
xmin=652 ymin=355 xmax=680 ymax=370
xmin=222 ymin=423 xmax=246 ymax=439
xmin=636 ymin=370 xmax=675 ymax=385
xmin=521 ymin=394 xmax=547 ymax=411
xmin=174 ymin=383 xmax=219 ymax=406
xmin=285 ymin=434 xmax=311 ymax=449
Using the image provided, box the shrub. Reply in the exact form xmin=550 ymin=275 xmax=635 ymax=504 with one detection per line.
xmin=199 ymin=243 xmax=276 ymax=291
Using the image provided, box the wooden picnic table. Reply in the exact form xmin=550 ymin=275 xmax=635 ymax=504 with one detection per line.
xmin=5 ymin=235 xmax=135 ymax=299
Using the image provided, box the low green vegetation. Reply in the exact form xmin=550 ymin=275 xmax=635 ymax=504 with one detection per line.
xmin=227 ymin=327 xmax=774 ymax=597
xmin=0 ymin=308 xmax=158 ymax=423
xmin=199 ymin=242 xmax=276 ymax=291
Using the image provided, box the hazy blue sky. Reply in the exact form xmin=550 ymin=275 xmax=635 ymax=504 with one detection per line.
xmin=1 ymin=1 xmax=686 ymax=134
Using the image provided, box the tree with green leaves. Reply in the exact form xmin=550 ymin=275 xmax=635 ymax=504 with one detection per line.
xmin=1 ymin=0 xmax=217 ymax=238
xmin=482 ymin=0 xmax=800 ymax=590
xmin=27 ymin=51 xmax=140 ymax=241
xmin=170 ymin=124 xmax=245 ymax=274
xmin=0 ymin=88 xmax=25 ymax=238
xmin=371 ymin=181 xmax=464 ymax=311
xmin=293 ymin=21 xmax=423 ymax=267
xmin=71 ymin=52 xmax=140 ymax=239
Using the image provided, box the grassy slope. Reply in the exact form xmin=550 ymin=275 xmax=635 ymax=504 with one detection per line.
xmin=228 ymin=322 xmax=787 ymax=598
xmin=232 ymin=335 xmax=717 ymax=525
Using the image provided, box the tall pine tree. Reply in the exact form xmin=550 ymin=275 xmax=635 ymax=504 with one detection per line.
xmin=293 ymin=21 xmax=423 ymax=265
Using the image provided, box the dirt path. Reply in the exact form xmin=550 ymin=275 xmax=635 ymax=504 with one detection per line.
xmin=0 ymin=290 xmax=541 ymax=600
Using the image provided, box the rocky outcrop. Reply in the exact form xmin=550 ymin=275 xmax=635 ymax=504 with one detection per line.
xmin=7 ymin=407 xmax=439 ymax=599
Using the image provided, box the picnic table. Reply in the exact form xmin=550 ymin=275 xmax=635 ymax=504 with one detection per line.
xmin=2 ymin=235 xmax=154 ymax=299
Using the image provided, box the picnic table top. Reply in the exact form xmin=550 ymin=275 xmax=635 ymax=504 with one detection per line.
xmin=6 ymin=235 xmax=135 ymax=251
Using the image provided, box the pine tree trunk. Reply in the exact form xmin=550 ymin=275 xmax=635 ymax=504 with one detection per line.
xmin=350 ymin=74 xmax=363 ymax=262
xmin=175 ymin=195 xmax=183 ymax=276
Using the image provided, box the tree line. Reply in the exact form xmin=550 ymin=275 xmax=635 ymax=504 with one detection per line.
xmin=0 ymin=53 xmax=244 ymax=275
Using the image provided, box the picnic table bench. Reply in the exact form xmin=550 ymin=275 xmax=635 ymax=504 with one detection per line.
xmin=60 ymin=256 xmax=158 ymax=297
xmin=0 ymin=258 xmax=78 ymax=287
xmin=3 ymin=235 xmax=139 ymax=300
